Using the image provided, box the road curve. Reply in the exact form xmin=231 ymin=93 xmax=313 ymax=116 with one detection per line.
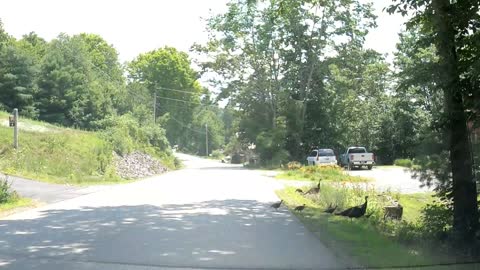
xmin=0 ymin=153 xmax=348 ymax=270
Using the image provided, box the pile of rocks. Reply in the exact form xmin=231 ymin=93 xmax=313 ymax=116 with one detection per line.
xmin=114 ymin=151 xmax=168 ymax=179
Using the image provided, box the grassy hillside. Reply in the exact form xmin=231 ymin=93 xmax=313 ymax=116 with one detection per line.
xmin=0 ymin=112 xmax=174 ymax=184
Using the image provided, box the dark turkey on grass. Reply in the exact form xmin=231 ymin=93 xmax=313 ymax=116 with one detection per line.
xmin=304 ymin=181 xmax=321 ymax=195
xmin=294 ymin=204 xmax=306 ymax=211
xmin=335 ymin=196 xmax=368 ymax=218
xmin=323 ymin=204 xmax=337 ymax=214
xmin=270 ymin=200 xmax=283 ymax=210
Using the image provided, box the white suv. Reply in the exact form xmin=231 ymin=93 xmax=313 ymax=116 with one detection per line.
xmin=307 ymin=148 xmax=337 ymax=165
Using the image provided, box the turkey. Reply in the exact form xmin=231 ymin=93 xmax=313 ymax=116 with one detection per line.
xmin=305 ymin=181 xmax=321 ymax=195
xmin=323 ymin=204 xmax=337 ymax=214
xmin=335 ymin=196 xmax=368 ymax=218
xmin=270 ymin=200 xmax=283 ymax=210
xmin=294 ymin=204 xmax=306 ymax=212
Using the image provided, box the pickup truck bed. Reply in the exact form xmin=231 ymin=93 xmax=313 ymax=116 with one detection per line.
xmin=340 ymin=147 xmax=375 ymax=170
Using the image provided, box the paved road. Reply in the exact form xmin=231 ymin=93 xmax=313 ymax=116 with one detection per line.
xmin=346 ymin=167 xmax=433 ymax=194
xmin=3 ymin=174 xmax=109 ymax=204
xmin=0 ymin=154 xmax=346 ymax=270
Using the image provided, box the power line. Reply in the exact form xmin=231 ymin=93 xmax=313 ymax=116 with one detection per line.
xmin=61 ymin=42 xmax=223 ymax=112
xmin=155 ymin=86 xmax=201 ymax=95
xmin=155 ymin=96 xmax=219 ymax=108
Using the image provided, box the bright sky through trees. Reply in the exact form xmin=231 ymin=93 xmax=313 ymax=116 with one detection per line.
xmin=0 ymin=0 xmax=405 ymax=62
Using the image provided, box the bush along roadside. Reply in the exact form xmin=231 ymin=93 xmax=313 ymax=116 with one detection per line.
xmin=0 ymin=176 xmax=34 ymax=214
xmin=394 ymin=158 xmax=413 ymax=168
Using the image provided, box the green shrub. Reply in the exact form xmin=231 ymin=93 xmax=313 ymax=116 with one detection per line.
xmin=101 ymin=114 xmax=172 ymax=157
xmin=420 ymin=203 xmax=452 ymax=239
xmin=0 ymin=177 xmax=17 ymax=203
xmin=173 ymin=157 xmax=182 ymax=168
xmin=211 ymin=150 xmax=224 ymax=159
xmin=394 ymin=158 xmax=413 ymax=168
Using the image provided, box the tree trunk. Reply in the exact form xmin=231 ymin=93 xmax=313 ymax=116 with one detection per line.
xmin=432 ymin=0 xmax=479 ymax=242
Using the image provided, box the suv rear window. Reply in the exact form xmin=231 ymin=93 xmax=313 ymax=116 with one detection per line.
xmin=308 ymin=150 xmax=318 ymax=157
xmin=318 ymin=149 xmax=335 ymax=156
xmin=349 ymin=148 xmax=366 ymax=154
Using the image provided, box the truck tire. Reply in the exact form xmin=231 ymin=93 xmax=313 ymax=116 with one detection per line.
xmin=348 ymin=163 xmax=353 ymax=171
xmin=367 ymin=165 xmax=372 ymax=170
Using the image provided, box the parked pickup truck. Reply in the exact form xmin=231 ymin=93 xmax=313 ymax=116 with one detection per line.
xmin=339 ymin=147 xmax=375 ymax=170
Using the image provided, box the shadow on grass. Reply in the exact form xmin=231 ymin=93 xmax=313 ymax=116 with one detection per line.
xmin=0 ymin=199 xmax=345 ymax=270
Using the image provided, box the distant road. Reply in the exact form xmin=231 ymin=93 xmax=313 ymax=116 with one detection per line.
xmin=0 ymin=153 xmax=348 ymax=270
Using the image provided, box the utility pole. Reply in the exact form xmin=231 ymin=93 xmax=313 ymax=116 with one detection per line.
xmin=153 ymin=92 xmax=157 ymax=124
xmin=13 ymin=108 xmax=18 ymax=149
xmin=205 ymin=123 xmax=208 ymax=157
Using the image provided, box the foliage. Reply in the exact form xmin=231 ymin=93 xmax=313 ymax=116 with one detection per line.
xmin=0 ymin=176 xmax=17 ymax=203
xmin=388 ymin=0 xmax=480 ymax=241
xmin=36 ymin=34 xmax=125 ymax=128
xmin=190 ymin=106 xmax=225 ymax=155
xmin=194 ymin=0 xmax=389 ymax=163
xmin=210 ymin=150 xmax=224 ymax=160
xmin=0 ymin=24 xmax=40 ymax=118
xmin=127 ymin=47 xmax=204 ymax=150
xmin=420 ymin=203 xmax=453 ymax=239
xmin=0 ymin=126 xmax=115 ymax=184
xmin=394 ymin=159 xmax=413 ymax=168
xmin=0 ymin=112 xmax=176 ymax=184
xmin=100 ymin=114 xmax=172 ymax=159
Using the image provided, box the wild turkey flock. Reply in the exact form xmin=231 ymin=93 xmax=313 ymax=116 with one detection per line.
xmin=271 ymin=179 xmax=371 ymax=219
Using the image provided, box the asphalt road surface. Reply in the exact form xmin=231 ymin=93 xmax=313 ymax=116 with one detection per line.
xmin=0 ymin=154 xmax=347 ymax=270
xmin=4 ymin=174 xmax=109 ymax=204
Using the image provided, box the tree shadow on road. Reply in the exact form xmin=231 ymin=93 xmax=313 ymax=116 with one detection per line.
xmin=0 ymin=200 xmax=344 ymax=270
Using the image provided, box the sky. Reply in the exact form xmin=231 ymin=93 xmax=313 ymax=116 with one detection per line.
xmin=0 ymin=0 xmax=406 ymax=62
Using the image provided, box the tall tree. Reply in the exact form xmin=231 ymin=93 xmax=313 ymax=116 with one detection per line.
xmin=195 ymin=0 xmax=379 ymax=163
xmin=389 ymin=0 xmax=480 ymax=242
xmin=127 ymin=47 xmax=202 ymax=148
xmin=37 ymin=33 xmax=124 ymax=128
xmin=0 ymin=24 xmax=40 ymax=118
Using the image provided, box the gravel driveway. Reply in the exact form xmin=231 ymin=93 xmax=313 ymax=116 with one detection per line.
xmin=346 ymin=166 xmax=433 ymax=194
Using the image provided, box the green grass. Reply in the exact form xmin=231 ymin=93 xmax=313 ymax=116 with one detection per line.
xmin=0 ymin=197 xmax=35 ymax=214
xmin=0 ymin=112 xmax=175 ymax=185
xmin=398 ymin=193 xmax=435 ymax=223
xmin=276 ymin=165 xmax=372 ymax=183
xmin=0 ymin=125 xmax=117 ymax=184
xmin=277 ymin=187 xmax=448 ymax=268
